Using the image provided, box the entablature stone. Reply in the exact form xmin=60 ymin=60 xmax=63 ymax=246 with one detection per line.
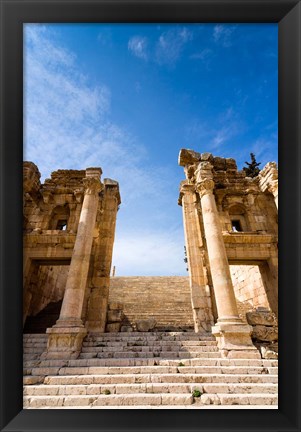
xmin=223 ymin=232 xmax=277 ymax=244
xmin=24 ymin=232 xmax=77 ymax=247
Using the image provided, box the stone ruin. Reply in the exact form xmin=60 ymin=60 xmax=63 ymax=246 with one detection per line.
xmin=23 ymin=162 xmax=120 ymax=358
xmin=23 ymin=150 xmax=278 ymax=359
xmin=178 ymin=149 xmax=278 ymax=357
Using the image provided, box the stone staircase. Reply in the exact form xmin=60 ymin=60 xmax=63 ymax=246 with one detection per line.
xmin=109 ymin=277 xmax=195 ymax=330
xmin=23 ymin=332 xmax=278 ymax=409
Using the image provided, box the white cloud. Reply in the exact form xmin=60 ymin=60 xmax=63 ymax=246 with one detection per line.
xmin=24 ymin=25 xmax=185 ymax=276
xmin=184 ymin=108 xmax=243 ymax=152
xmin=190 ymin=48 xmax=212 ymax=61
xmin=127 ymin=27 xmax=193 ymax=66
xmin=128 ymin=36 xmax=148 ymax=60
xmin=112 ymin=227 xmax=186 ymax=276
xmin=155 ymin=27 xmax=193 ymax=65
xmin=213 ymin=24 xmax=236 ymax=48
xmin=249 ymin=138 xmax=278 ymax=167
xmin=211 ymin=127 xmax=232 ymax=148
xmin=97 ymin=29 xmax=112 ymax=46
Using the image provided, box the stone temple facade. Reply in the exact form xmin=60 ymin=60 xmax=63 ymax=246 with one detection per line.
xmin=178 ymin=149 xmax=278 ymax=358
xmin=23 ymin=162 xmax=120 ymax=359
xmin=22 ymin=154 xmax=278 ymax=408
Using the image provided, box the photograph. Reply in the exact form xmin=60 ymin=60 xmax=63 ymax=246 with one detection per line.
xmin=23 ymin=22 xmax=278 ymax=409
xmin=0 ymin=0 xmax=300 ymax=431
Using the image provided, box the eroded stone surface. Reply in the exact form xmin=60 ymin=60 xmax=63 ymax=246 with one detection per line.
xmin=136 ymin=318 xmax=157 ymax=332
xmin=252 ymin=325 xmax=278 ymax=342
xmin=246 ymin=311 xmax=277 ymax=327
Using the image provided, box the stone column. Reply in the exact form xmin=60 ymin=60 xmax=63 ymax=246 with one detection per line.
xmin=45 ymin=168 xmax=103 ymax=359
xmin=179 ymin=182 xmax=214 ymax=332
xmin=196 ymin=162 xmax=259 ymax=358
xmin=86 ymin=179 xmax=121 ymax=333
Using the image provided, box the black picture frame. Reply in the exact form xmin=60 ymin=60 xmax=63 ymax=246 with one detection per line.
xmin=0 ymin=0 xmax=300 ymax=431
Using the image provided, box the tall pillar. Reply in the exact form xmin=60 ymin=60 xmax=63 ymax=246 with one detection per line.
xmin=195 ymin=162 xmax=259 ymax=358
xmin=180 ymin=182 xmax=214 ymax=332
xmin=86 ymin=179 xmax=121 ymax=332
xmin=45 ymin=168 xmax=103 ymax=359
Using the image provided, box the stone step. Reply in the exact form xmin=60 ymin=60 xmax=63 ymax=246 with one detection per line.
xmin=80 ymin=345 xmax=219 ymax=353
xmin=85 ymin=332 xmax=214 ymax=339
xmin=23 ymin=357 xmax=278 ymax=369
xmin=23 ymin=334 xmax=48 ymax=338
xmin=199 ymin=393 xmax=278 ymax=406
xmin=23 ymin=344 xmax=46 ymax=348
xmin=24 ymin=382 xmax=278 ymax=397
xmin=23 ymin=393 xmax=195 ymax=407
xmin=39 ymin=373 xmax=278 ymax=386
xmin=82 ymin=340 xmax=217 ymax=347
xmin=23 ymin=392 xmax=278 ymax=408
xmin=23 ymin=354 xmax=43 ymax=361
xmin=78 ymin=352 xmax=221 ymax=359
xmin=28 ymin=365 xmax=278 ymax=377
xmin=29 ymin=405 xmax=278 ymax=409
xmin=23 ymin=345 xmax=47 ymax=354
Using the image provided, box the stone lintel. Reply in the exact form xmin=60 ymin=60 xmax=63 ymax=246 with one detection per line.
xmin=223 ymin=233 xmax=277 ymax=244
xmin=24 ymin=232 xmax=77 ymax=246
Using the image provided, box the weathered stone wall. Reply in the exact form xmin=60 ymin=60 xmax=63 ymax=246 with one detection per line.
xmin=230 ymin=265 xmax=269 ymax=321
xmin=109 ymin=276 xmax=194 ymax=330
xmin=28 ymin=266 xmax=69 ymax=317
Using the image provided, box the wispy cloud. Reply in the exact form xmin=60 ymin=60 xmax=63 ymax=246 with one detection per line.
xmin=184 ymin=108 xmax=245 ymax=152
xmin=190 ymin=48 xmax=214 ymax=70
xmin=211 ymin=126 xmax=234 ymax=149
xmin=190 ymin=48 xmax=212 ymax=61
xmin=209 ymin=108 xmax=245 ymax=150
xmin=24 ymin=25 xmax=111 ymax=175
xmin=128 ymin=27 xmax=193 ymax=66
xmin=24 ymin=25 xmax=185 ymax=276
xmin=112 ymin=227 xmax=186 ymax=276
xmin=249 ymin=137 xmax=278 ymax=166
xmin=155 ymin=27 xmax=193 ymax=65
xmin=213 ymin=24 xmax=236 ymax=47
xmin=97 ymin=29 xmax=112 ymax=47
xmin=128 ymin=36 xmax=148 ymax=60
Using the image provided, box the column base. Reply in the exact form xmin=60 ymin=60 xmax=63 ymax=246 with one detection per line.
xmin=42 ymin=326 xmax=87 ymax=360
xmin=212 ymin=321 xmax=261 ymax=359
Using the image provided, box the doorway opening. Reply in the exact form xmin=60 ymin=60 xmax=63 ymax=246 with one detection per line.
xmin=23 ymin=261 xmax=70 ymax=333
xmin=229 ymin=261 xmax=277 ymax=321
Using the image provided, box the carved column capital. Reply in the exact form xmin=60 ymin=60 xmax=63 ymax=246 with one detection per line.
xmin=178 ymin=182 xmax=197 ymax=205
xmin=180 ymin=182 xmax=195 ymax=195
xmin=196 ymin=179 xmax=215 ymax=198
xmin=83 ymin=177 xmax=103 ymax=195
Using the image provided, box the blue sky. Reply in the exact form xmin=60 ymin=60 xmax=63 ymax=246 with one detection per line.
xmin=24 ymin=23 xmax=278 ymax=276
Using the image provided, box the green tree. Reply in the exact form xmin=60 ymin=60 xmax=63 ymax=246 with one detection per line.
xmin=243 ymin=153 xmax=261 ymax=178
